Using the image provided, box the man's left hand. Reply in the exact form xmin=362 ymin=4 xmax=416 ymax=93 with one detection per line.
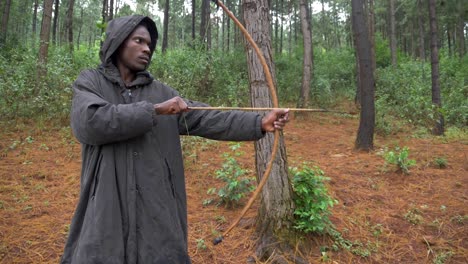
xmin=261 ymin=109 xmax=290 ymax=132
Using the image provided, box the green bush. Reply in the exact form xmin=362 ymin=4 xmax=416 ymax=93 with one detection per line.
xmin=290 ymin=165 xmax=338 ymax=234
xmin=382 ymin=146 xmax=417 ymax=174
xmin=206 ymin=143 xmax=254 ymax=207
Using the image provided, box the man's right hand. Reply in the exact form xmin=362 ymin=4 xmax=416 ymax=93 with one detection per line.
xmin=154 ymin=96 xmax=189 ymax=115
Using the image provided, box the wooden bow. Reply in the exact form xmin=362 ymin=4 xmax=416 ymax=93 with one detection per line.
xmin=210 ymin=0 xmax=281 ymax=245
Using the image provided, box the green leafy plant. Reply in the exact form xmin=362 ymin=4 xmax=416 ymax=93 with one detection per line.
xmin=404 ymin=208 xmax=424 ymax=225
xmin=383 ymin=146 xmax=416 ymax=174
xmin=433 ymin=157 xmax=448 ymax=169
xmin=196 ymin=238 xmax=207 ymax=250
xmin=290 ymin=165 xmax=338 ymax=234
xmin=206 ymin=143 xmax=254 ymax=208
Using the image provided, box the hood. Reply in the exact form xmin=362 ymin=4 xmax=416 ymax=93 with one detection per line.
xmin=99 ymin=15 xmax=158 ymax=65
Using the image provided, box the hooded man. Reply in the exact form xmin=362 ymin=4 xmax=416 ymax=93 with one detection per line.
xmin=61 ymin=15 xmax=289 ymax=264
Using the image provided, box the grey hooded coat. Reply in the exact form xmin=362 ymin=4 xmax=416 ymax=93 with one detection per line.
xmin=61 ymin=15 xmax=265 ymax=264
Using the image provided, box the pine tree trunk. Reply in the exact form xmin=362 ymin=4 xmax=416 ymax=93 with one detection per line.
xmin=65 ymin=0 xmax=75 ymax=52
xmin=389 ymin=0 xmax=397 ymax=67
xmin=352 ymin=0 xmax=375 ymax=151
xmin=162 ymin=0 xmax=169 ymax=53
xmin=428 ymin=0 xmax=444 ymax=135
xmin=0 ymin=0 xmax=12 ymax=44
xmin=418 ymin=0 xmax=426 ymax=61
xmin=32 ymin=0 xmax=39 ymax=38
xmin=191 ymin=0 xmax=195 ymax=41
xmin=38 ymin=0 xmax=55 ymax=82
xmin=243 ymin=0 xmax=296 ymax=262
xmin=52 ymin=0 xmax=59 ymax=44
xmin=297 ymin=0 xmax=312 ymax=108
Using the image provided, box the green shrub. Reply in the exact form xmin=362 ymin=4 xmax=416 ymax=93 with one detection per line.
xmin=382 ymin=146 xmax=417 ymax=174
xmin=206 ymin=143 xmax=254 ymax=207
xmin=290 ymin=165 xmax=338 ymax=234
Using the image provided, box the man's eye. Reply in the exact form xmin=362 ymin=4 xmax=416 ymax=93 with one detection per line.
xmin=135 ymin=38 xmax=141 ymax=43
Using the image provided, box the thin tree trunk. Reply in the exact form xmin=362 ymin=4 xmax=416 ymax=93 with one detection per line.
xmin=109 ymin=0 xmax=114 ymax=20
xmin=389 ymin=0 xmax=397 ymax=67
xmin=428 ymin=0 xmax=444 ymax=135
xmin=457 ymin=5 xmax=465 ymax=57
xmin=297 ymin=0 xmax=312 ymax=108
xmin=279 ymin=0 xmax=284 ymax=54
xmin=418 ymin=0 xmax=426 ymax=61
xmin=38 ymin=0 xmax=55 ymax=82
xmin=162 ymin=0 xmax=169 ymax=53
xmin=191 ymin=0 xmax=195 ymax=41
xmin=352 ymin=0 xmax=375 ymax=151
xmin=243 ymin=0 xmax=296 ymax=262
xmin=199 ymin=0 xmax=209 ymax=46
xmin=368 ymin=0 xmax=376 ymax=72
xmin=77 ymin=7 xmax=83 ymax=50
xmin=0 ymin=0 xmax=12 ymax=44
xmin=52 ymin=0 xmax=59 ymax=44
xmin=32 ymin=0 xmax=39 ymax=38
xmin=65 ymin=0 xmax=75 ymax=52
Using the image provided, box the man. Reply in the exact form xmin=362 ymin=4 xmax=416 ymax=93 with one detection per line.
xmin=61 ymin=15 xmax=289 ymax=263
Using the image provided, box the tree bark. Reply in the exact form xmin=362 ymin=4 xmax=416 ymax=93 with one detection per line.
xmin=243 ymin=0 xmax=296 ymax=262
xmin=161 ymin=0 xmax=169 ymax=53
xmin=368 ymin=0 xmax=376 ymax=72
xmin=0 ymin=0 xmax=11 ymax=45
xmin=428 ymin=0 xmax=444 ymax=135
xmin=108 ymin=0 xmax=114 ymax=20
xmin=32 ymin=0 xmax=39 ymax=38
xmin=352 ymin=0 xmax=375 ymax=151
xmin=418 ymin=0 xmax=426 ymax=61
xmin=65 ymin=0 xmax=75 ymax=52
xmin=191 ymin=0 xmax=195 ymax=41
xmin=297 ymin=0 xmax=313 ymax=108
xmin=52 ymin=0 xmax=59 ymax=44
xmin=38 ymin=0 xmax=55 ymax=81
xmin=456 ymin=2 xmax=466 ymax=58
xmin=389 ymin=0 xmax=397 ymax=67
xmin=200 ymin=0 xmax=209 ymax=45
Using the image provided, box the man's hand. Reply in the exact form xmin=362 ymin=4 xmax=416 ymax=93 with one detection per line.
xmin=261 ymin=109 xmax=289 ymax=132
xmin=154 ymin=96 xmax=188 ymax=115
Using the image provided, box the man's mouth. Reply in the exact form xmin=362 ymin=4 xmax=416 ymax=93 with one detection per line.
xmin=138 ymin=56 xmax=149 ymax=64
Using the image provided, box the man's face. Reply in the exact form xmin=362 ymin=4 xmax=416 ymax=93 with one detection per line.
xmin=117 ymin=25 xmax=152 ymax=72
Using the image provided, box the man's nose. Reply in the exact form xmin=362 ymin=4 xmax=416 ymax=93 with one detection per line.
xmin=143 ymin=44 xmax=150 ymax=54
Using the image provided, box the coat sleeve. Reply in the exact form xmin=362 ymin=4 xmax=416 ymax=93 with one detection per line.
xmin=71 ymin=70 xmax=156 ymax=145
xmin=178 ymin=100 xmax=265 ymax=141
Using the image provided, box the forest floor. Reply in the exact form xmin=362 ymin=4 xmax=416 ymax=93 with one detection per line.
xmin=0 ymin=112 xmax=467 ymax=264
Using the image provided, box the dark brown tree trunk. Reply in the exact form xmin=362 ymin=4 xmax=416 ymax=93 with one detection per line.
xmin=389 ymin=0 xmax=397 ymax=67
xmin=226 ymin=0 xmax=231 ymax=51
xmin=200 ymin=0 xmax=208 ymax=44
xmin=77 ymin=7 xmax=83 ymax=50
xmin=418 ymin=0 xmax=426 ymax=61
xmin=0 ymin=0 xmax=12 ymax=44
xmin=368 ymin=0 xmax=375 ymax=73
xmin=279 ymin=0 xmax=284 ymax=53
xmin=191 ymin=0 xmax=195 ymax=41
xmin=38 ymin=0 xmax=55 ymax=81
xmin=109 ymin=0 xmax=114 ymax=20
xmin=100 ymin=0 xmax=108 ymax=47
xmin=428 ymin=0 xmax=444 ymax=135
xmin=162 ymin=0 xmax=169 ymax=53
xmin=32 ymin=0 xmax=39 ymax=38
xmin=297 ymin=0 xmax=313 ymax=108
xmin=352 ymin=0 xmax=375 ymax=151
xmin=243 ymin=0 xmax=296 ymax=262
xmin=52 ymin=0 xmax=59 ymax=44
xmin=65 ymin=0 xmax=75 ymax=52
xmin=457 ymin=5 xmax=466 ymax=57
